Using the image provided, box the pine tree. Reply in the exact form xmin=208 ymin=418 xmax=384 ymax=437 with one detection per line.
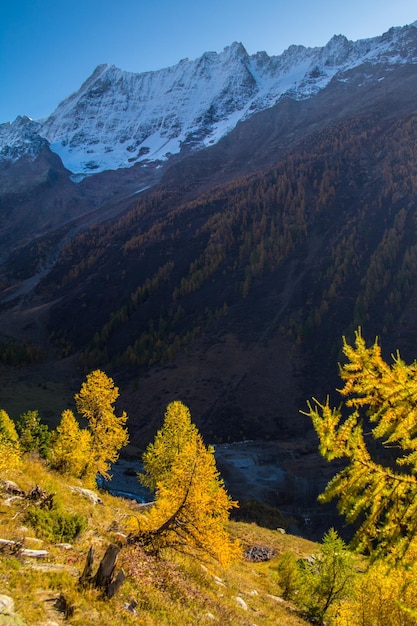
xmin=303 ymin=328 xmax=417 ymax=560
xmin=50 ymin=409 xmax=92 ymax=478
xmin=296 ymin=529 xmax=355 ymax=624
xmin=17 ymin=410 xmax=50 ymax=458
xmin=75 ymin=370 xmax=128 ymax=485
xmin=137 ymin=401 xmax=241 ymax=566
xmin=0 ymin=409 xmax=21 ymax=472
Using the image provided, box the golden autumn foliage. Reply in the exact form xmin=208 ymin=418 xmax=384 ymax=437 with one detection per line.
xmin=0 ymin=370 xmax=128 ymax=488
xmin=50 ymin=409 xmax=92 ymax=477
xmin=75 ymin=369 xmax=129 ymax=485
xmin=334 ymin=557 xmax=417 ymax=626
xmin=0 ymin=409 xmax=21 ymax=472
xmin=303 ymin=329 xmax=417 ymax=560
xmin=137 ymin=401 xmax=241 ymax=566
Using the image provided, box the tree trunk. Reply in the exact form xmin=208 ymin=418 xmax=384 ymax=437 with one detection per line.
xmin=93 ymin=544 xmax=120 ymax=589
xmin=78 ymin=545 xmax=94 ymax=587
xmin=106 ymin=568 xmax=126 ymax=599
xmin=79 ymin=543 xmax=125 ymax=599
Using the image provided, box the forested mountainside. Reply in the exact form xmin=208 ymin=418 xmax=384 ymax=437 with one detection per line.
xmin=0 ymin=61 xmax=415 ymax=447
xmin=1 ymin=39 xmax=417 ymax=449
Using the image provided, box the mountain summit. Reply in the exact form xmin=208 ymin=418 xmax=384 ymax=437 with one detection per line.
xmin=1 ymin=21 xmax=417 ymax=175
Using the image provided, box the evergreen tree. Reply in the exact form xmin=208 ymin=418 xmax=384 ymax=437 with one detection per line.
xmin=295 ymin=529 xmax=355 ymax=624
xmin=303 ymin=328 xmax=417 ymax=560
xmin=137 ymin=401 xmax=241 ymax=566
xmin=17 ymin=410 xmax=50 ymax=458
xmin=75 ymin=369 xmax=129 ymax=485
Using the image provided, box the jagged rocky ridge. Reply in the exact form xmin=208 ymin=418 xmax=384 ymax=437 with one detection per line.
xmin=1 ymin=21 xmax=417 ymax=175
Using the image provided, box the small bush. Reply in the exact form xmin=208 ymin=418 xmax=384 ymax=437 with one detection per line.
xmin=25 ymin=506 xmax=87 ymax=543
xmin=296 ymin=528 xmax=355 ymax=624
xmin=277 ymin=551 xmax=300 ymax=600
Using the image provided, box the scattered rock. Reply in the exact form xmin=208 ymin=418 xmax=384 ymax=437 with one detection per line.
xmin=267 ymin=594 xmax=286 ymax=604
xmin=244 ymin=545 xmax=276 ymax=562
xmin=133 ymin=500 xmax=155 ymax=511
xmin=0 ymin=594 xmax=25 ymax=625
xmin=70 ymin=486 xmax=104 ymax=505
xmin=112 ymin=532 xmax=128 ymax=542
xmin=21 ymin=536 xmax=43 ymax=545
xmin=20 ymin=548 xmax=49 ymax=558
xmin=0 ymin=538 xmax=24 ymax=556
xmin=3 ymin=495 xmax=24 ymax=506
xmin=0 ymin=595 xmax=15 ymax=614
xmin=277 ymin=527 xmax=286 ymax=534
xmin=123 ymin=599 xmax=138 ymax=614
xmin=0 ymin=538 xmax=48 ymax=558
xmin=235 ymin=596 xmax=248 ymax=610
xmin=29 ymin=562 xmax=76 ymax=573
xmin=301 ymin=554 xmax=316 ymax=567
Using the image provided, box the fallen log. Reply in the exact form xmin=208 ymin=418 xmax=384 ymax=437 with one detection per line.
xmin=0 ymin=538 xmax=48 ymax=558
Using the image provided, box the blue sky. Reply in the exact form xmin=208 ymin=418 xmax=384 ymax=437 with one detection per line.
xmin=1 ymin=0 xmax=416 ymax=123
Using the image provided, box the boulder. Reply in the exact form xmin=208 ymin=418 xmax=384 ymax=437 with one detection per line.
xmin=70 ymin=486 xmax=104 ymax=505
xmin=0 ymin=594 xmax=26 ymax=625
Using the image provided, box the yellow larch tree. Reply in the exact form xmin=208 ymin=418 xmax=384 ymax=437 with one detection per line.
xmin=0 ymin=409 xmax=21 ymax=472
xmin=50 ymin=409 xmax=92 ymax=478
xmin=303 ymin=328 xmax=417 ymax=560
xmin=74 ymin=369 xmax=129 ymax=486
xmin=137 ymin=400 xmax=241 ymax=566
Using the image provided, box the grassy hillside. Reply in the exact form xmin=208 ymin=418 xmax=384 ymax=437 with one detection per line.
xmin=0 ymin=456 xmax=313 ymax=625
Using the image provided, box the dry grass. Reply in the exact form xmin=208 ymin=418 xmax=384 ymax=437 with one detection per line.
xmin=0 ymin=457 xmax=313 ymax=625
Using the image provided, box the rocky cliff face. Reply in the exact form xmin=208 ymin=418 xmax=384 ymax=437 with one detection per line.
xmin=1 ymin=21 xmax=417 ymax=176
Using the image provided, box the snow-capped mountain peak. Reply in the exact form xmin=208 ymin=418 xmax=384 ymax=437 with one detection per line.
xmin=0 ymin=116 xmax=48 ymax=163
xmin=1 ymin=21 xmax=417 ymax=176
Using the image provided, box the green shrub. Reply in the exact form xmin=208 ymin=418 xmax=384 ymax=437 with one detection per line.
xmin=277 ymin=550 xmax=300 ymax=600
xmin=296 ymin=528 xmax=355 ymax=624
xmin=25 ymin=506 xmax=87 ymax=543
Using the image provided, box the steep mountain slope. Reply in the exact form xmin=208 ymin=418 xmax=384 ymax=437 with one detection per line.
xmin=1 ymin=22 xmax=416 ymax=263
xmin=1 ymin=21 xmax=417 ymax=453
xmin=1 ymin=60 xmax=413 ymax=449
